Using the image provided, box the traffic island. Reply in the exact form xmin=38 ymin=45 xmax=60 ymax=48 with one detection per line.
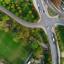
xmin=47 ymin=7 xmax=58 ymax=17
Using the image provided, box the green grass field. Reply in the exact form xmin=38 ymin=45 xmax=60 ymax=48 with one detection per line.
xmin=60 ymin=58 xmax=64 ymax=64
xmin=0 ymin=30 xmax=31 ymax=63
xmin=55 ymin=25 xmax=64 ymax=64
xmin=55 ymin=25 xmax=64 ymax=52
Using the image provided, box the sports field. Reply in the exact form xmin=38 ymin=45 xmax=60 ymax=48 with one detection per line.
xmin=55 ymin=25 xmax=64 ymax=64
xmin=55 ymin=25 xmax=64 ymax=52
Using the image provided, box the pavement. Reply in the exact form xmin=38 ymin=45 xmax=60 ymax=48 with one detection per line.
xmin=0 ymin=0 xmax=64 ymax=64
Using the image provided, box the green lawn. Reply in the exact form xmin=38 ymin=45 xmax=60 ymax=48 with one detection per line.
xmin=60 ymin=58 xmax=64 ymax=64
xmin=55 ymin=25 xmax=64 ymax=64
xmin=55 ymin=25 xmax=64 ymax=52
xmin=0 ymin=30 xmax=31 ymax=63
xmin=0 ymin=0 xmax=39 ymax=22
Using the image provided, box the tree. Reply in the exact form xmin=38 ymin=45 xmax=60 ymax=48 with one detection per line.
xmin=4 ymin=0 xmax=10 ymax=4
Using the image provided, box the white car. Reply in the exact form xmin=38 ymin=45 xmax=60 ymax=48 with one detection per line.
xmin=52 ymin=33 xmax=55 ymax=42
xmin=28 ymin=61 xmax=31 ymax=64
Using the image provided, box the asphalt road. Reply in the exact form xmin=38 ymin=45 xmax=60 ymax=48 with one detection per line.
xmin=0 ymin=0 xmax=64 ymax=64
xmin=35 ymin=1 xmax=58 ymax=63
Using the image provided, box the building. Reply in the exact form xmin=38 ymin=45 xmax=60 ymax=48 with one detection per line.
xmin=49 ymin=0 xmax=64 ymax=14
xmin=51 ymin=0 xmax=64 ymax=11
xmin=51 ymin=0 xmax=61 ymax=8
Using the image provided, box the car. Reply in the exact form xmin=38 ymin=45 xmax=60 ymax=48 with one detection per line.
xmin=43 ymin=10 xmax=45 ymax=13
xmin=28 ymin=61 xmax=31 ymax=64
xmin=52 ymin=37 xmax=55 ymax=42
xmin=52 ymin=32 xmax=55 ymax=42
xmin=37 ymin=4 xmax=41 ymax=12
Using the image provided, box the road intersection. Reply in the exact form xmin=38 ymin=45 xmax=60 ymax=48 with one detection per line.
xmin=0 ymin=0 xmax=64 ymax=64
